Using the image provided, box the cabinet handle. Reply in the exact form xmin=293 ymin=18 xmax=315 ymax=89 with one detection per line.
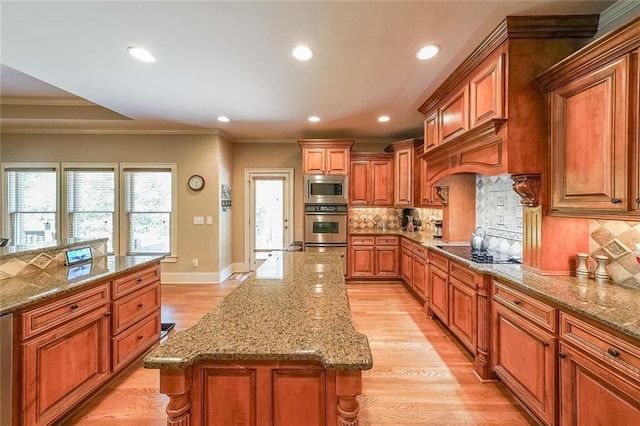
xmin=136 ymin=277 xmax=143 ymax=282
xmin=611 ymin=198 xmax=622 ymax=204
xmin=607 ymin=347 xmax=621 ymax=357
xmin=542 ymin=341 xmax=549 ymax=347
xmin=137 ymin=335 xmax=144 ymax=339
xmin=104 ymin=312 xmax=111 ymax=317
xmin=137 ymin=302 xmax=144 ymax=307
xmin=558 ymin=352 xmax=567 ymax=359
xmin=70 ymin=303 xmax=79 ymax=310
xmin=513 ymin=300 xmax=521 ymax=305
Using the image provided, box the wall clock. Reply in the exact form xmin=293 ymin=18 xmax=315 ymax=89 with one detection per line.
xmin=188 ymin=174 xmax=205 ymax=191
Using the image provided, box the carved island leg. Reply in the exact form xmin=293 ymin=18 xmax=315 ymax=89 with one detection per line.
xmin=336 ymin=371 xmax=362 ymax=426
xmin=160 ymin=367 xmax=193 ymax=426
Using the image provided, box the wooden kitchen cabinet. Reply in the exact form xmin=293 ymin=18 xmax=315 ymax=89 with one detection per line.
xmin=448 ymin=261 xmax=477 ymax=354
xmin=469 ymin=52 xmax=505 ymax=128
xmin=412 ymin=243 xmax=428 ymax=299
xmin=492 ymin=280 xmax=558 ymax=426
xmin=429 ymin=251 xmax=449 ymax=324
xmin=349 ymin=152 xmax=393 ymax=206
xmin=401 ymin=245 xmax=413 ymax=286
xmin=439 ymin=85 xmax=470 ymax=144
xmin=20 ymin=283 xmax=111 ymax=426
xmin=298 ymin=139 xmax=354 ymax=175
xmin=418 ymin=158 xmax=442 ymax=207
xmin=538 ymin=18 xmax=640 ymax=218
xmin=349 ymin=235 xmax=399 ymax=278
xmin=385 ymin=138 xmax=422 ymax=207
xmin=424 ymin=111 xmax=439 ymax=152
xmin=558 ymin=313 xmax=640 ymax=425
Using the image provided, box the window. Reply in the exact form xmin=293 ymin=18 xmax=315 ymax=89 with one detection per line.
xmin=63 ymin=164 xmax=117 ymax=253
xmin=122 ymin=165 xmax=176 ymax=256
xmin=3 ymin=164 xmax=59 ymax=246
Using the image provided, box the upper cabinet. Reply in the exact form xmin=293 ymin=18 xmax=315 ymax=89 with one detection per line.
xmin=418 ymin=15 xmax=600 ymax=185
xmin=298 ymin=139 xmax=354 ymax=175
xmin=385 ymin=138 xmax=422 ymax=207
xmin=349 ymin=152 xmax=394 ymax=206
xmin=538 ymin=18 xmax=640 ymax=219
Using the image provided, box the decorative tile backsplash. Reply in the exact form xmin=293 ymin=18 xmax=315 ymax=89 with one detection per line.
xmin=349 ymin=207 xmax=443 ymax=232
xmin=476 ymin=174 xmax=523 ymax=257
xmin=589 ymin=220 xmax=640 ymax=288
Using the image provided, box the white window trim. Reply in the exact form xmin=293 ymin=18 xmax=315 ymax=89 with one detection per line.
xmin=61 ymin=163 xmax=119 ymax=254
xmin=1 ymin=162 xmax=60 ymax=244
xmin=119 ymin=163 xmax=178 ymax=259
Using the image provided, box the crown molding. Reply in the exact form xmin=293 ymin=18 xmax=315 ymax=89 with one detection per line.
xmin=0 ymin=96 xmax=95 ymax=106
xmin=598 ymin=1 xmax=640 ymax=31
xmin=0 ymin=126 xmax=235 ymax=140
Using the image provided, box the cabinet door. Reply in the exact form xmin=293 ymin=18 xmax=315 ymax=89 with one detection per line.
xmin=449 ymin=277 xmax=477 ymax=354
xmin=349 ymin=160 xmax=370 ymax=205
xmin=394 ymin=147 xmax=413 ymax=206
xmin=470 ymin=53 xmax=504 ymax=127
xmin=418 ymin=159 xmax=443 ymax=207
xmin=559 ymin=342 xmax=640 ymax=426
xmin=412 ymin=255 xmax=427 ymax=298
xmin=492 ymin=303 xmax=556 ymax=426
xmin=429 ymin=266 xmax=449 ymax=324
xmin=325 ymin=148 xmax=349 ymax=175
xmin=349 ymin=245 xmax=375 ymax=277
xmin=375 ymin=246 xmax=400 ymax=277
xmin=439 ymin=85 xmax=469 ymax=144
xmin=371 ymin=159 xmax=393 ymax=206
xmin=303 ymin=148 xmax=326 ymax=175
xmin=424 ymin=111 xmax=439 ymax=151
xmin=550 ymin=55 xmax=629 ymax=213
xmin=22 ymin=306 xmax=110 ymax=426
xmin=401 ymin=247 xmax=413 ymax=285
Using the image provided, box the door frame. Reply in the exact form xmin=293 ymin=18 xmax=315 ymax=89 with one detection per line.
xmin=244 ymin=168 xmax=294 ymax=271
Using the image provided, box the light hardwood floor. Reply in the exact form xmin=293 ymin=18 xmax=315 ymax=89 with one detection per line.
xmin=64 ymin=281 xmax=534 ymax=425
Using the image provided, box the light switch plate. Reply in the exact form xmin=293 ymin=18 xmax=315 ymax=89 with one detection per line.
xmin=193 ymin=216 xmax=204 ymax=225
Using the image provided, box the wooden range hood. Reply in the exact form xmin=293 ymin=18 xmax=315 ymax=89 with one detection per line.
xmin=417 ymin=15 xmax=600 ymax=197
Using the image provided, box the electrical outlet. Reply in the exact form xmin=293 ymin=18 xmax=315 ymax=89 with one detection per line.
xmin=206 ymin=216 xmax=213 ymax=225
xmin=192 ymin=258 xmax=199 ymax=267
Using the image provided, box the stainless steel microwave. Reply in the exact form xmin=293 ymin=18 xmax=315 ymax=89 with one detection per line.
xmin=304 ymin=175 xmax=348 ymax=204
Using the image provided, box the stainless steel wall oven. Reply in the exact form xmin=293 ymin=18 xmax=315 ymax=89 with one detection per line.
xmin=304 ymin=204 xmax=347 ymax=273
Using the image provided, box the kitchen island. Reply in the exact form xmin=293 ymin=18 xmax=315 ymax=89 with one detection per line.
xmin=144 ymin=251 xmax=372 ymax=426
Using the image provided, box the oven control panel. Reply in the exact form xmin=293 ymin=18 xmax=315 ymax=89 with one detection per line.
xmin=305 ymin=204 xmax=347 ymax=213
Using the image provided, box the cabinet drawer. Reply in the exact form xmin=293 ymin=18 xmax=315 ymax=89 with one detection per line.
xmin=112 ymin=283 xmax=160 ymax=335
xmin=375 ymin=236 xmax=398 ymax=246
xmin=560 ymin=312 xmax=640 ymax=378
xmin=450 ymin=261 xmax=474 ymax=288
xmin=430 ymin=250 xmax=449 ymax=272
xmin=350 ymin=236 xmax=375 ymax=246
xmin=401 ymin=238 xmax=413 ymax=250
xmin=112 ymin=265 xmax=160 ymax=299
xmin=413 ymin=244 xmax=428 ymax=260
xmin=493 ymin=281 xmax=557 ymax=332
xmin=112 ymin=311 xmax=160 ymax=372
xmin=21 ymin=283 xmax=110 ymax=340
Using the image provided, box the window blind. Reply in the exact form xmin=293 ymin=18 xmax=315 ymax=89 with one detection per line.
xmin=65 ymin=168 xmax=115 ymax=253
xmin=123 ymin=168 xmax=172 ymax=255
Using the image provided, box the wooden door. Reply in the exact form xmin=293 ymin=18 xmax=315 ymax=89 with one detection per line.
xmin=429 ymin=266 xmax=449 ymax=325
xmin=492 ymin=303 xmax=557 ymax=426
xmin=375 ymin=246 xmax=400 ymax=277
xmin=558 ymin=342 xmax=640 ymax=426
xmin=349 ymin=245 xmax=375 ymax=277
xmin=349 ymin=160 xmax=370 ymax=205
xmin=325 ymin=148 xmax=349 ymax=175
xmin=303 ymin=148 xmax=326 ymax=175
xmin=470 ymin=53 xmax=504 ymax=127
xmin=401 ymin=247 xmax=413 ymax=285
xmin=424 ymin=111 xmax=439 ymax=151
xmin=22 ymin=306 xmax=111 ymax=426
xmin=394 ymin=148 xmax=413 ymax=206
xmin=371 ymin=159 xmax=393 ymax=206
xmin=448 ymin=277 xmax=477 ymax=354
xmin=550 ymin=55 xmax=629 ymax=213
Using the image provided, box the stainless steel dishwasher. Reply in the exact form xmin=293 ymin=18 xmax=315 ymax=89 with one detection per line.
xmin=0 ymin=313 xmax=12 ymax=426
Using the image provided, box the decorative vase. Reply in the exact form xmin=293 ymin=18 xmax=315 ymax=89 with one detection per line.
xmin=594 ymin=255 xmax=609 ymax=283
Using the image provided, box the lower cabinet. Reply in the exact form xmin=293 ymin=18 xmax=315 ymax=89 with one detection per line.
xmin=558 ymin=313 xmax=640 ymax=425
xmin=349 ymin=235 xmax=399 ymax=278
xmin=429 ymin=251 xmax=449 ymax=324
xmin=401 ymin=240 xmax=413 ymax=285
xmin=412 ymin=244 xmax=428 ymax=299
xmin=448 ymin=261 xmax=477 ymax=354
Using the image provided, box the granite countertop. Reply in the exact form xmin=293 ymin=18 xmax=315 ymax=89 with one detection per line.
xmin=0 ymin=255 xmax=164 ymax=315
xmin=144 ymin=252 xmax=373 ymax=371
xmin=349 ymin=228 xmax=640 ymax=342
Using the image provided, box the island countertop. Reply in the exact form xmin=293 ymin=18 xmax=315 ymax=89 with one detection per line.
xmin=144 ymin=251 xmax=373 ymax=371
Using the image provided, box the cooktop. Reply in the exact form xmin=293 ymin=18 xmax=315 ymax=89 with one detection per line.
xmin=435 ymin=245 xmax=522 ymax=264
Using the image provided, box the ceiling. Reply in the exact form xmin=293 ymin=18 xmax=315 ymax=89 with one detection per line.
xmin=0 ymin=1 xmax=623 ymax=141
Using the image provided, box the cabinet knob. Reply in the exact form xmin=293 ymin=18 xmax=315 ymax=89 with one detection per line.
xmin=104 ymin=312 xmax=111 ymax=317
xmin=607 ymin=347 xmax=621 ymax=357
xmin=137 ymin=335 xmax=144 ymax=340
xmin=558 ymin=352 xmax=567 ymax=359
xmin=70 ymin=303 xmax=79 ymax=310
xmin=611 ymin=198 xmax=622 ymax=204
xmin=542 ymin=341 xmax=550 ymax=347
xmin=137 ymin=302 xmax=143 ymax=307
xmin=513 ymin=300 xmax=521 ymax=305
xmin=136 ymin=277 xmax=143 ymax=282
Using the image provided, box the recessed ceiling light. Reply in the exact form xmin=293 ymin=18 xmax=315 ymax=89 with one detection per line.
xmin=292 ymin=45 xmax=313 ymax=61
xmin=308 ymin=116 xmax=320 ymax=122
xmin=416 ymin=44 xmax=440 ymax=60
xmin=378 ymin=115 xmax=390 ymax=123
xmin=127 ymin=46 xmax=156 ymax=63
xmin=217 ymin=116 xmax=230 ymax=123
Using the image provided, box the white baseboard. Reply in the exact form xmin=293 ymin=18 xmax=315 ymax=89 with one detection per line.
xmin=161 ymin=263 xmax=251 ymax=284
